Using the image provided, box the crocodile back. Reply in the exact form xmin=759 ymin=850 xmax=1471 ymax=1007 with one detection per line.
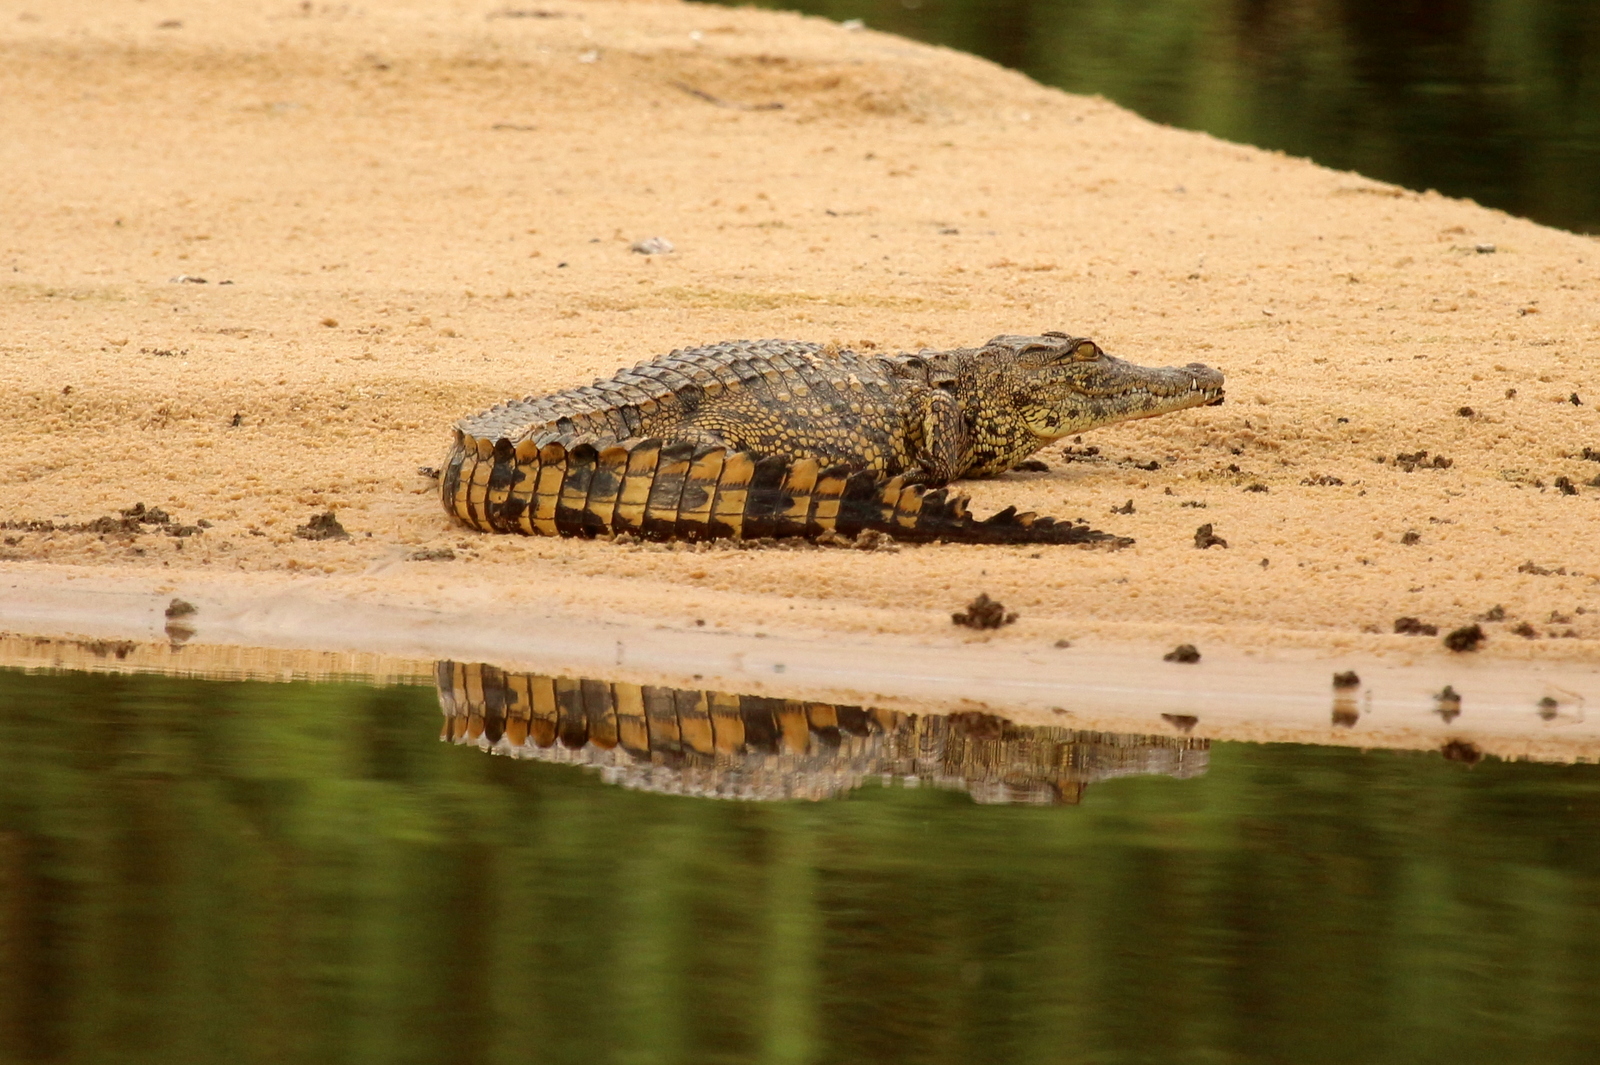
xmin=455 ymin=339 xmax=908 ymax=454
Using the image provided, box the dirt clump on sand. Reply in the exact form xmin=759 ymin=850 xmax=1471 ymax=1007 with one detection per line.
xmin=1 ymin=0 xmax=1597 ymax=658
xmin=952 ymin=593 xmax=1017 ymax=630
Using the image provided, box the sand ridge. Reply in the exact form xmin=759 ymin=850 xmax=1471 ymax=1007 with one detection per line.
xmin=1 ymin=0 xmax=1598 ymax=664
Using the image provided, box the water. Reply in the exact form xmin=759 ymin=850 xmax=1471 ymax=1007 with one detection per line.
xmin=717 ymin=0 xmax=1600 ymax=235
xmin=5 ymin=663 xmax=1600 ymax=1064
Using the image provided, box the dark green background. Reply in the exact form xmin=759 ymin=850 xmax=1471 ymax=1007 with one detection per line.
xmin=713 ymin=0 xmax=1600 ymax=234
xmin=3 ymin=668 xmax=1600 ymax=1064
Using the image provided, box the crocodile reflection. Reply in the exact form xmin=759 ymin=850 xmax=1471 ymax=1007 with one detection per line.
xmin=436 ymin=661 xmax=1208 ymax=804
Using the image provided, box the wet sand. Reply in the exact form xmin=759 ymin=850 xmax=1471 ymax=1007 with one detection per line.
xmin=2 ymin=0 xmax=1598 ymax=687
xmin=5 ymin=573 xmax=1599 ymax=766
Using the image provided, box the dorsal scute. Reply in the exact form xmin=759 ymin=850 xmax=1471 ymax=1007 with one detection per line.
xmin=880 ymin=349 xmax=962 ymax=388
xmin=457 ymin=334 xmax=934 ymax=444
xmin=458 ymin=339 xmax=916 ymax=448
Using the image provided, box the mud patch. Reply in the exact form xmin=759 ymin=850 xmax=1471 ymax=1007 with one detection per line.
xmin=952 ymin=593 xmax=1017 ymax=630
xmin=1444 ymin=624 xmax=1486 ymax=653
xmin=294 ymin=511 xmax=350 ymax=541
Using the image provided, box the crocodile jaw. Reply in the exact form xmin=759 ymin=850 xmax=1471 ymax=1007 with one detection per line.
xmin=1044 ymin=358 xmax=1225 ymax=437
xmin=1090 ymin=360 xmax=1226 ymax=425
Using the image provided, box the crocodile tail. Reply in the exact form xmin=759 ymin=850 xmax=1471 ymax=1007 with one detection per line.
xmin=442 ymin=432 xmax=1129 ymax=546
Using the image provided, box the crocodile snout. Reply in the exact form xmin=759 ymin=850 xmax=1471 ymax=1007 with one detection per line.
xmin=1183 ymin=362 xmax=1225 ymax=404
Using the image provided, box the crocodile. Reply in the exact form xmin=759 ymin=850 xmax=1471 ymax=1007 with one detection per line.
xmin=441 ymin=331 xmax=1223 ymax=544
xmin=437 ymin=660 xmax=1210 ymax=804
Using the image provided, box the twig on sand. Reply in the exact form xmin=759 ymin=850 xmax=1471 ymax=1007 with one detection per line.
xmin=670 ymin=81 xmax=783 ymax=111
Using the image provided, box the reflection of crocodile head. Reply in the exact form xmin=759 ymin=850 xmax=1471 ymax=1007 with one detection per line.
xmin=436 ymin=662 xmax=1208 ymax=804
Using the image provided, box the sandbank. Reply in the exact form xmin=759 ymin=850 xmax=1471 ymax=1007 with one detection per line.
xmin=2 ymin=0 xmax=1597 ymax=747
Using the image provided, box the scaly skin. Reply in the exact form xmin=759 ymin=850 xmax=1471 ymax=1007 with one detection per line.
xmin=437 ymin=660 xmax=1210 ymax=804
xmin=441 ymin=332 xmax=1223 ymax=544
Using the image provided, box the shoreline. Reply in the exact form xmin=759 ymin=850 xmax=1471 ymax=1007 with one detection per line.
xmin=4 ymin=566 xmax=1597 ymax=764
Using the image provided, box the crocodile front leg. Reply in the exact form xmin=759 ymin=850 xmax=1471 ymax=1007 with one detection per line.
xmin=906 ymin=388 xmax=969 ymax=485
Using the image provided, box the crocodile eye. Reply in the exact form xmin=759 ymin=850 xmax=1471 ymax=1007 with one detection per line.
xmin=1071 ymin=341 xmax=1101 ymax=362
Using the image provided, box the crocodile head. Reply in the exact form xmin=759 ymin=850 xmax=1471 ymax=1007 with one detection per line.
xmin=952 ymin=331 xmax=1225 ymax=476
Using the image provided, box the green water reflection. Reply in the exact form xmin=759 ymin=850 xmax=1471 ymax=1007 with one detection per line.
xmin=719 ymin=0 xmax=1600 ymax=234
xmin=4 ymin=667 xmax=1600 ymax=1064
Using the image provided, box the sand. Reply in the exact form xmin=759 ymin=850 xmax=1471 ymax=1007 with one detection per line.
xmin=2 ymin=0 xmax=1599 ymax=680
